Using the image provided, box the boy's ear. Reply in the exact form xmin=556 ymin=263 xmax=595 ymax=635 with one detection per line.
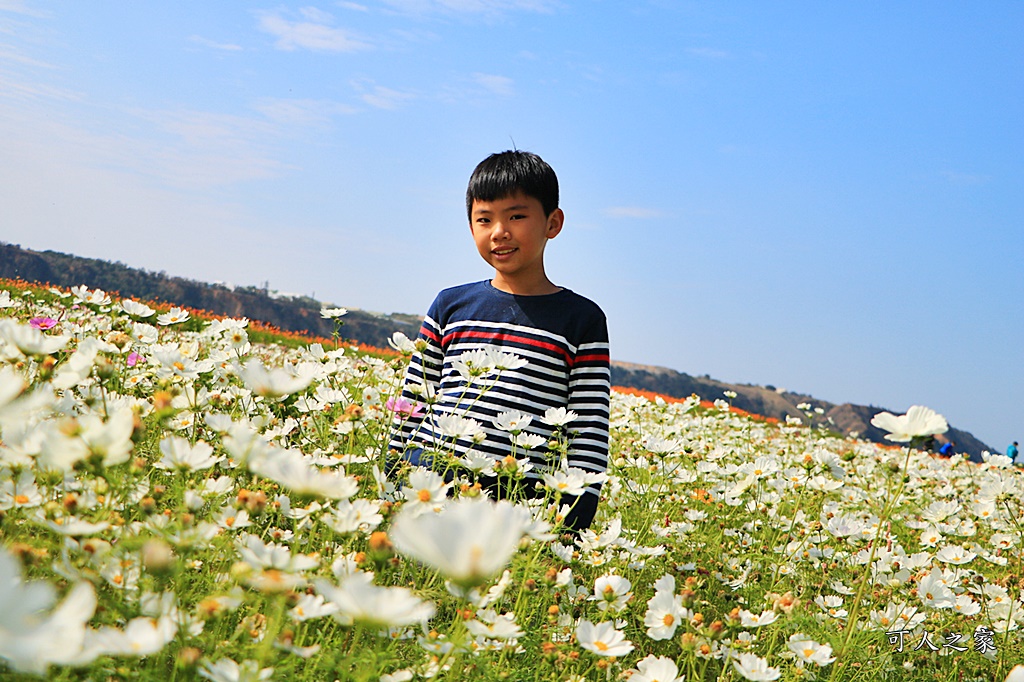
xmin=546 ymin=208 xmax=565 ymax=239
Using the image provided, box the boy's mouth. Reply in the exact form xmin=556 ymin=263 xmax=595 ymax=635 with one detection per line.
xmin=491 ymin=247 xmax=518 ymax=257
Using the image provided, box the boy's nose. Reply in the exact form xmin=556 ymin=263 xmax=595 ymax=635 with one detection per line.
xmin=491 ymin=222 xmax=510 ymax=239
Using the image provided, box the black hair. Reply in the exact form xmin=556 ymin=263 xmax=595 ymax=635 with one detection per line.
xmin=466 ymin=150 xmax=559 ymax=220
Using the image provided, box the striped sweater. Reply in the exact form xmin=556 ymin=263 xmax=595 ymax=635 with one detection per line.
xmin=389 ymin=280 xmax=610 ymax=530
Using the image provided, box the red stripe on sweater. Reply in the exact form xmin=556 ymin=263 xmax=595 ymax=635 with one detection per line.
xmin=442 ymin=329 xmax=574 ymax=365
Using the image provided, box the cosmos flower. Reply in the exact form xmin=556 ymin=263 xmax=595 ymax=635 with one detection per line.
xmin=870 ymin=405 xmax=948 ymax=442
xmin=390 ymin=497 xmax=530 ymax=588
xmin=385 ymin=396 xmax=424 ymax=418
xmin=249 ymin=449 xmax=359 ymax=500
xmin=541 ymin=406 xmax=578 ymax=427
xmin=732 ymin=652 xmax=781 ymax=681
xmin=0 ymin=319 xmax=69 ymax=356
xmin=320 ymin=307 xmax=348 ymax=319
xmin=387 ymin=331 xmax=416 ymax=354
xmin=198 ymin=658 xmax=274 ymax=682
xmin=156 ymin=307 xmax=191 ymax=326
xmin=237 ymin=359 xmax=314 ymax=398
xmin=155 ymin=437 xmax=222 ymax=471
xmin=629 ymin=655 xmax=683 ymax=682
xmin=120 ymin=299 xmax=156 ymax=317
xmin=575 ymin=619 xmax=634 ymax=657
xmin=739 ymin=608 xmax=779 ymax=627
xmin=787 ymin=634 xmax=836 ymax=666
xmin=315 ymin=571 xmax=435 ymax=628
xmin=29 ymin=317 xmax=57 ymax=330
xmin=590 ymin=574 xmax=631 ymax=613
xmin=643 ymin=575 xmax=689 ymax=640
xmin=0 ymin=548 xmax=97 ymax=674
xmin=492 ymin=410 xmax=532 ymax=433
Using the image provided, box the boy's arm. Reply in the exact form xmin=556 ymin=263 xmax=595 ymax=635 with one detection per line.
xmin=561 ymin=314 xmax=610 ymax=532
xmin=388 ymin=307 xmax=444 ymax=453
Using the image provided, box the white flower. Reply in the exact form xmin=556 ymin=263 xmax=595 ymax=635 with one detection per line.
xmin=870 ymin=405 xmax=948 ymax=442
xmin=435 ymin=414 xmax=485 ymax=441
xmin=237 ymin=359 xmax=313 ymax=398
xmin=320 ymin=307 xmax=348 ymax=319
xmin=236 ymin=534 xmax=319 ymax=572
xmin=629 ymin=655 xmax=683 ymax=682
xmin=935 ymin=545 xmax=976 ymax=565
xmin=0 ymin=548 xmax=97 ymax=674
xmin=155 ymin=437 xmax=221 ymax=471
xmin=465 ymin=609 xmax=524 ymax=640
xmin=156 ymin=307 xmax=191 ymax=326
xmin=315 ymin=571 xmax=435 ymax=628
xmin=249 ymin=449 xmax=358 ymax=500
xmin=120 ymin=299 xmax=156 ymax=317
xmin=511 ymin=432 xmax=546 ymax=450
xmin=1005 ymin=665 xmax=1024 ymax=682
xmin=198 ymin=658 xmax=274 ymax=682
xmin=787 ymin=634 xmax=836 ymax=666
xmin=390 ymin=497 xmax=530 ymax=588
xmin=0 ymin=319 xmax=69 ymax=356
xmin=288 ymin=594 xmax=339 ymax=622
xmin=575 ymin=619 xmax=633 ymax=657
xmin=541 ymin=406 xmax=578 ymax=426
xmin=387 ymin=331 xmax=416 ymax=353
xmin=739 ymin=608 xmax=779 ymax=627
xmin=644 ymin=583 xmax=688 ymax=640
xmin=71 ymin=285 xmax=111 ymax=306
xmin=321 ymin=498 xmax=383 ymax=535
xmin=917 ymin=567 xmax=956 ymax=608
xmin=401 ymin=468 xmax=451 ymax=513
xmin=492 ymin=410 xmax=532 ymax=433
xmin=732 ymin=652 xmax=781 ymax=681
xmin=590 ymin=574 xmax=632 ymax=613
xmin=84 ymin=615 xmax=177 ymax=657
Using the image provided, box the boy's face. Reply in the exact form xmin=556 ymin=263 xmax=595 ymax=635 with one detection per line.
xmin=469 ymin=192 xmax=564 ymax=292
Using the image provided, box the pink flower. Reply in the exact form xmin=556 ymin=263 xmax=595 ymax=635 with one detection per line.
xmin=127 ymin=352 xmax=142 ymax=367
xmin=386 ymin=397 xmax=424 ymax=418
xmin=29 ymin=317 xmax=57 ymax=330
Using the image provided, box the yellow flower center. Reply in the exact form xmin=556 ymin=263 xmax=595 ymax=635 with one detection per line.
xmin=418 ymin=489 xmax=432 ymax=502
xmin=663 ymin=614 xmax=675 ymax=626
xmin=594 ymin=640 xmax=609 ymax=652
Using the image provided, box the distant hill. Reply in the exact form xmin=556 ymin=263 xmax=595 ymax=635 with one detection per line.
xmin=0 ymin=241 xmax=994 ymax=460
xmin=609 ymin=361 xmax=992 ymax=461
xmin=0 ymin=241 xmax=421 ymax=347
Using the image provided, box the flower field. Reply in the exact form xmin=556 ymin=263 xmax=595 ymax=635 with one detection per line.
xmin=1 ymin=281 xmax=1022 ymax=681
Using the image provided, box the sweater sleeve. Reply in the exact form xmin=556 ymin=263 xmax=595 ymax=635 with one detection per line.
xmin=560 ymin=313 xmax=610 ymax=531
xmin=388 ymin=300 xmax=444 ymax=453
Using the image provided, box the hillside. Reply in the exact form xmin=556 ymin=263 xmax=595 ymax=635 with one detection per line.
xmin=0 ymin=241 xmax=993 ymax=459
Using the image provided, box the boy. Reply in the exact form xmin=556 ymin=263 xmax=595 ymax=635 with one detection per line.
xmin=388 ymin=150 xmax=610 ymax=532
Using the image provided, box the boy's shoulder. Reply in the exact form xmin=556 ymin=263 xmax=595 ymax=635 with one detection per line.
xmin=433 ymin=280 xmax=605 ymax=319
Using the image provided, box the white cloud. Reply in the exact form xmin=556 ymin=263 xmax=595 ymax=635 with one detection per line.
xmin=0 ymin=1 xmax=50 ymax=18
xmin=379 ymin=0 xmax=554 ymax=16
xmin=472 ymin=72 xmax=514 ymax=96
xmin=187 ymin=35 xmax=244 ymax=52
xmin=257 ymin=8 xmax=371 ymax=53
xmin=350 ymin=78 xmax=416 ymax=110
xmin=0 ymin=72 xmax=82 ymax=102
xmin=336 ymin=1 xmax=370 ymax=11
xmin=603 ymin=206 xmax=663 ymax=219
xmin=254 ymin=97 xmax=357 ymax=125
xmin=687 ymin=47 xmax=730 ymax=59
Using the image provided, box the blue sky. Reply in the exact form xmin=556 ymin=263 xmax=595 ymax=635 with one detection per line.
xmin=2 ymin=1 xmax=1021 ymax=451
